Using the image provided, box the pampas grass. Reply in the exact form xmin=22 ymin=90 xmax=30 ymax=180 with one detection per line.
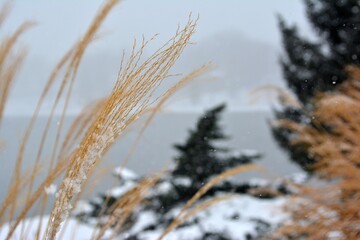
xmin=0 ymin=2 xmax=35 ymax=226
xmin=45 ymin=14 xmax=198 ymax=240
xmin=0 ymin=3 xmax=34 ymax=126
xmin=3 ymin=1 xmax=123 ymax=238
xmin=0 ymin=0 xmax=222 ymax=239
xmin=270 ymin=66 xmax=360 ymax=239
xmin=0 ymin=43 xmax=30 ymax=118
xmin=0 ymin=1 xmax=261 ymax=239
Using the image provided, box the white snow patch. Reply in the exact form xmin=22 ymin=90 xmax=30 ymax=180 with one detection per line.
xmin=129 ymin=211 xmax=158 ymax=234
xmin=114 ymin=167 xmax=137 ymax=180
xmin=0 ymin=216 xmax=113 ymax=240
xmin=153 ymin=182 xmax=173 ymax=195
xmin=44 ymin=184 xmax=57 ymax=195
xmin=128 ymin=194 xmax=288 ymax=240
xmin=108 ymin=181 xmax=137 ymax=198
xmin=288 ymin=172 xmax=309 ymax=184
xmin=327 ymin=230 xmax=344 ymax=240
xmin=73 ymin=200 xmax=94 ymax=215
xmin=231 ymin=149 xmax=260 ymax=158
xmin=247 ymin=178 xmax=269 ymax=187
xmin=173 ymin=177 xmax=192 ymax=187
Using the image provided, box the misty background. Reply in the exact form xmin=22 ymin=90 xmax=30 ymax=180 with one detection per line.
xmin=2 ymin=0 xmax=313 ymax=114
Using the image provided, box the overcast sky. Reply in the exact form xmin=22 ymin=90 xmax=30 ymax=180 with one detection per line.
xmin=3 ymin=0 xmax=313 ymax=114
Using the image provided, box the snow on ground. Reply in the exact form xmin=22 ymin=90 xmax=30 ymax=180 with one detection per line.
xmin=107 ymin=180 xmax=137 ymax=198
xmin=0 ymin=194 xmax=289 ymax=240
xmin=288 ymin=172 xmax=309 ymax=184
xmin=106 ymin=167 xmax=139 ymax=197
xmin=172 ymin=177 xmax=192 ymax=187
xmin=120 ymin=194 xmax=288 ymax=240
xmin=1 ymin=167 xmax=296 ymax=240
xmin=113 ymin=167 xmax=138 ymax=180
xmin=89 ymin=167 xmax=295 ymax=239
xmin=0 ymin=216 xmax=113 ymax=240
xmin=0 ymin=195 xmax=288 ymax=240
xmin=230 ymin=149 xmax=261 ymax=159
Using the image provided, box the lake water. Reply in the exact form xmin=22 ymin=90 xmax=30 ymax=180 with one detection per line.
xmin=0 ymin=111 xmax=302 ymax=216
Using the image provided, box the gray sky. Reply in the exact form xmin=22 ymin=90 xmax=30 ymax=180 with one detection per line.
xmin=3 ymin=0 xmax=313 ymax=114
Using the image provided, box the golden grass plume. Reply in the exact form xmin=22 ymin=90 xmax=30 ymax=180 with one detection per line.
xmin=0 ymin=1 xmax=205 ymax=240
xmin=269 ymin=66 xmax=360 ymax=239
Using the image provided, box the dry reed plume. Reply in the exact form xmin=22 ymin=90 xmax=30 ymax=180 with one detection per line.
xmin=2 ymin=1 xmax=120 ymax=238
xmin=250 ymin=85 xmax=302 ymax=109
xmin=270 ymin=66 xmax=360 ymax=239
xmin=0 ymin=0 xmax=207 ymax=239
xmin=45 ymin=16 xmax=197 ymax=240
xmin=120 ymin=63 xmax=213 ymax=170
xmin=0 ymin=0 xmax=259 ymax=239
xmin=0 ymin=2 xmax=33 ymax=126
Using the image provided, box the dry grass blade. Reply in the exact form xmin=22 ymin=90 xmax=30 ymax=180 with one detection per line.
xmin=250 ymin=84 xmax=302 ymax=108
xmin=159 ymin=195 xmax=233 ymax=239
xmin=0 ymin=45 xmax=80 ymax=239
xmin=270 ymin=65 xmax=360 ymax=239
xmin=0 ymin=20 xmax=34 ymax=126
xmin=4 ymin=151 xmax=71 ymax=240
xmin=0 ymin=21 xmax=35 ymax=72
xmin=0 ymin=49 xmax=26 ymax=126
xmin=1 ymin=1 xmax=203 ymax=239
xmin=0 ymin=1 xmax=10 ymax=28
xmin=159 ymin=164 xmax=259 ymax=240
xmin=16 ymin=37 xmax=103 ymax=231
xmin=39 ymin=7 xmax=112 ymax=180
xmin=0 ymin=163 xmax=42 ymax=226
xmin=57 ymin=165 xmax=112 ymax=240
xmin=58 ymin=99 xmax=107 ymax=159
xmin=0 ymin=139 xmax=4 ymax=152
xmin=4 ymin=0 xmax=113 ymax=232
xmin=3 ymin=45 xmax=77 ymax=224
xmin=121 ymin=63 xmax=212 ymax=169
xmin=45 ymin=13 xmax=197 ymax=240
xmin=93 ymin=174 xmax=161 ymax=240
xmin=0 ymin=4 xmax=34 ymax=222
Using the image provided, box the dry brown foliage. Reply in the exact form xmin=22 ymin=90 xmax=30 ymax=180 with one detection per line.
xmin=0 ymin=2 xmax=33 ymax=126
xmin=270 ymin=66 xmax=360 ymax=239
xmin=120 ymin=63 xmax=213 ymax=170
xmin=0 ymin=1 xmax=259 ymax=239
xmin=94 ymin=174 xmax=161 ymax=240
xmin=1 ymin=1 xmax=120 ymax=237
xmin=250 ymin=84 xmax=303 ymax=109
xmin=0 ymin=139 xmax=4 ymax=152
xmin=45 ymin=14 xmax=198 ymax=240
xmin=0 ymin=0 xmax=208 ymax=239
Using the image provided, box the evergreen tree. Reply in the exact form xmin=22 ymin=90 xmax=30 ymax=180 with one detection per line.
xmin=273 ymin=0 xmax=360 ymax=171
xmin=77 ymin=105 xmax=293 ymax=239
xmin=172 ymin=104 xmax=252 ymax=188
xmin=278 ymin=17 xmax=344 ymax=103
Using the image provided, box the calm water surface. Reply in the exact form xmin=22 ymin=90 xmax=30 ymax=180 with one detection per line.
xmin=0 ymin=111 xmax=301 ymax=216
